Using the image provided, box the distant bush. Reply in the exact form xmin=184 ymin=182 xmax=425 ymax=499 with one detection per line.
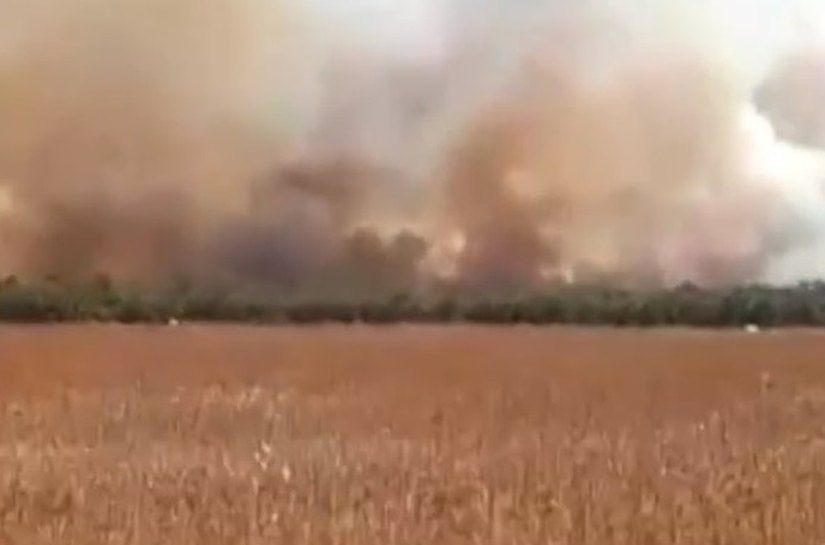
xmin=1 ymin=276 xmax=825 ymax=326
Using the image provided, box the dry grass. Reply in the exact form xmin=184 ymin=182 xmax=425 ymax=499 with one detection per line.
xmin=0 ymin=325 xmax=825 ymax=544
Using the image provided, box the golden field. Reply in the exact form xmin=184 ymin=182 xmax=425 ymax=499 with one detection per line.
xmin=0 ymin=325 xmax=824 ymax=544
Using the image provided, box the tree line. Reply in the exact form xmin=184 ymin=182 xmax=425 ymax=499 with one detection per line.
xmin=0 ymin=275 xmax=824 ymax=327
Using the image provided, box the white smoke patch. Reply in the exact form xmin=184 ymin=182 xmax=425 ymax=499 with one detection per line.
xmin=745 ymin=108 xmax=825 ymax=283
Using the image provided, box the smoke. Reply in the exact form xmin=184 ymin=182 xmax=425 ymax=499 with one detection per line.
xmin=757 ymin=49 xmax=825 ymax=149
xmin=1 ymin=0 xmax=824 ymax=293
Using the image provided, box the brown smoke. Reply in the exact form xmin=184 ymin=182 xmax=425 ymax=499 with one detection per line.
xmin=438 ymin=33 xmax=784 ymax=288
xmin=0 ymin=0 xmax=822 ymax=293
xmin=0 ymin=0 xmax=427 ymax=293
xmin=0 ymin=0 xmax=276 ymax=280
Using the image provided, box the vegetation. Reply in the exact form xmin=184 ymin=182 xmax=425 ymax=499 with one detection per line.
xmin=2 ymin=327 xmax=825 ymax=543
xmin=1 ymin=276 xmax=825 ymax=326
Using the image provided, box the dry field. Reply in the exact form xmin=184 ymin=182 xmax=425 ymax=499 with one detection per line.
xmin=0 ymin=325 xmax=824 ymax=544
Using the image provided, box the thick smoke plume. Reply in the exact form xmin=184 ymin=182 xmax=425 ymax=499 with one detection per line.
xmin=1 ymin=0 xmax=825 ymax=293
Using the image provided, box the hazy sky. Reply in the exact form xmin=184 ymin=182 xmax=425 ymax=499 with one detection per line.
xmin=302 ymin=0 xmax=825 ymax=85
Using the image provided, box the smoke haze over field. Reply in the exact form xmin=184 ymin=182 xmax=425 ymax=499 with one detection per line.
xmin=1 ymin=0 xmax=825 ymax=293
